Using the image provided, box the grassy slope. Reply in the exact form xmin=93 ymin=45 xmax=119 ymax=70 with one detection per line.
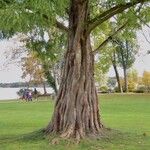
xmin=0 ymin=94 xmax=150 ymax=150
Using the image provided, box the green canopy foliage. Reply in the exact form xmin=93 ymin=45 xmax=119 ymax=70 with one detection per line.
xmin=0 ymin=0 xmax=68 ymax=32
xmin=0 ymin=0 xmax=149 ymax=34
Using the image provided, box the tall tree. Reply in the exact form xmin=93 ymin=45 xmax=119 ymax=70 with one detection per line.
xmin=142 ymin=71 xmax=150 ymax=92
xmin=127 ymin=69 xmax=138 ymax=92
xmin=0 ymin=0 xmax=150 ymax=139
xmin=25 ymin=29 xmax=66 ymax=94
xmin=94 ymin=47 xmax=112 ymax=91
xmin=113 ymin=37 xmax=138 ymax=92
xmin=21 ymin=52 xmax=48 ymax=94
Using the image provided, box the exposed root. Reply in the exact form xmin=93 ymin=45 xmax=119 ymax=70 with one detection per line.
xmin=45 ymin=125 xmax=111 ymax=143
xmin=51 ymin=138 xmax=59 ymax=145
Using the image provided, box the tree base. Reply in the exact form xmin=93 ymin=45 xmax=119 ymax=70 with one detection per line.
xmin=44 ymin=124 xmax=105 ymax=141
xmin=44 ymin=126 xmax=113 ymax=144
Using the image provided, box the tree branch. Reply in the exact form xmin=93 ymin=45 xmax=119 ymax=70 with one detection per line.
xmin=92 ymin=22 xmax=127 ymax=55
xmin=130 ymin=9 xmax=150 ymax=29
xmin=88 ymin=0 xmax=149 ymax=33
xmin=130 ymin=9 xmax=150 ymax=44
xmin=142 ymin=30 xmax=150 ymax=44
xmin=56 ymin=20 xmax=69 ymax=32
xmin=42 ymin=14 xmax=69 ymax=33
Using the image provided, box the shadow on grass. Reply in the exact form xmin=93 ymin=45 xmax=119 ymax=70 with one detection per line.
xmin=0 ymin=129 xmax=149 ymax=150
xmin=0 ymin=129 xmax=45 ymax=144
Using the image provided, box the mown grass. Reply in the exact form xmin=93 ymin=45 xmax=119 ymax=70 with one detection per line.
xmin=0 ymin=94 xmax=150 ymax=150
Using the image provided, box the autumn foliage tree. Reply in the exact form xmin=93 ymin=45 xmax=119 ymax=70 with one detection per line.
xmin=21 ymin=52 xmax=48 ymax=94
xmin=0 ymin=0 xmax=150 ymax=139
xmin=127 ymin=69 xmax=138 ymax=92
xmin=113 ymin=37 xmax=138 ymax=92
xmin=142 ymin=71 xmax=150 ymax=92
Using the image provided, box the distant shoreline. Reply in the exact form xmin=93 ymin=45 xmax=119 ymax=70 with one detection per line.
xmin=0 ymin=99 xmax=18 ymax=102
xmin=0 ymin=87 xmax=53 ymax=100
xmin=0 ymin=82 xmax=49 ymax=88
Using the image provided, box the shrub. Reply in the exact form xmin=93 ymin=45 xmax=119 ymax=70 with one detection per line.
xmin=17 ymin=88 xmax=41 ymax=98
xmin=99 ymin=86 xmax=109 ymax=93
xmin=135 ymin=86 xmax=146 ymax=93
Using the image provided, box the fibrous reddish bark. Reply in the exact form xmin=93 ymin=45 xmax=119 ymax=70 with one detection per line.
xmin=45 ymin=0 xmax=103 ymax=139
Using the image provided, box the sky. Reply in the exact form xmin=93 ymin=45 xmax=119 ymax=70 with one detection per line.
xmin=0 ymin=27 xmax=150 ymax=83
xmin=0 ymin=39 xmax=26 ymax=83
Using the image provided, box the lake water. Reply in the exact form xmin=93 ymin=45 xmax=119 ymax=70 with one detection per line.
xmin=0 ymin=87 xmax=53 ymax=100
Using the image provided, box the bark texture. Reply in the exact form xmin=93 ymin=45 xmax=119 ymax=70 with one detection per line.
xmin=120 ymin=47 xmax=128 ymax=93
xmin=123 ymin=66 xmax=128 ymax=92
xmin=111 ymin=51 xmax=123 ymax=93
xmin=112 ymin=63 xmax=123 ymax=93
xmin=43 ymin=83 xmax=47 ymax=95
xmin=45 ymin=0 xmax=103 ymax=139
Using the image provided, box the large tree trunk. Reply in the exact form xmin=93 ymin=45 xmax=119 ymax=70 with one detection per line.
xmin=45 ymin=0 xmax=103 ymax=139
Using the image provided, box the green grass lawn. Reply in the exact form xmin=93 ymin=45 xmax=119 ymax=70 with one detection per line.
xmin=0 ymin=94 xmax=150 ymax=150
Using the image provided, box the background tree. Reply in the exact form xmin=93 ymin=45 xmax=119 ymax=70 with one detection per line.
xmin=94 ymin=66 xmax=108 ymax=92
xmin=127 ymin=69 xmax=138 ymax=92
xmin=4 ymin=29 xmax=66 ymax=95
xmin=21 ymin=52 xmax=47 ymax=94
xmin=142 ymin=71 xmax=150 ymax=92
xmin=94 ymin=47 xmax=112 ymax=91
xmin=112 ymin=35 xmax=138 ymax=92
xmin=111 ymin=49 xmax=123 ymax=93
xmin=25 ymin=28 xmax=67 ymax=94
xmin=107 ymin=77 xmax=117 ymax=91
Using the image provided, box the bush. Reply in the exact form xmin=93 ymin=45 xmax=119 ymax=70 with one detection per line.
xmin=114 ymin=87 xmax=122 ymax=93
xmin=99 ymin=86 xmax=109 ymax=93
xmin=135 ymin=86 xmax=146 ymax=93
xmin=17 ymin=88 xmax=41 ymax=98
xmin=17 ymin=89 xmax=25 ymax=97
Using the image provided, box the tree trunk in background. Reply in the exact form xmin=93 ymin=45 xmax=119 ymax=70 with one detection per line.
xmin=45 ymin=0 xmax=103 ymax=139
xmin=111 ymin=51 xmax=123 ymax=93
xmin=43 ymin=64 xmax=58 ymax=95
xmin=123 ymin=66 xmax=128 ymax=92
xmin=112 ymin=63 xmax=123 ymax=93
xmin=43 ymin=82 xmax=47 ymax=95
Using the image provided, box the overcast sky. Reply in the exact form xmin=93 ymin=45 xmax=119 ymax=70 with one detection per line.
xmin=0 ymin=27 xmax=150 ymax=83
xmin=0 ymin=39 xmax=25 ymax=83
